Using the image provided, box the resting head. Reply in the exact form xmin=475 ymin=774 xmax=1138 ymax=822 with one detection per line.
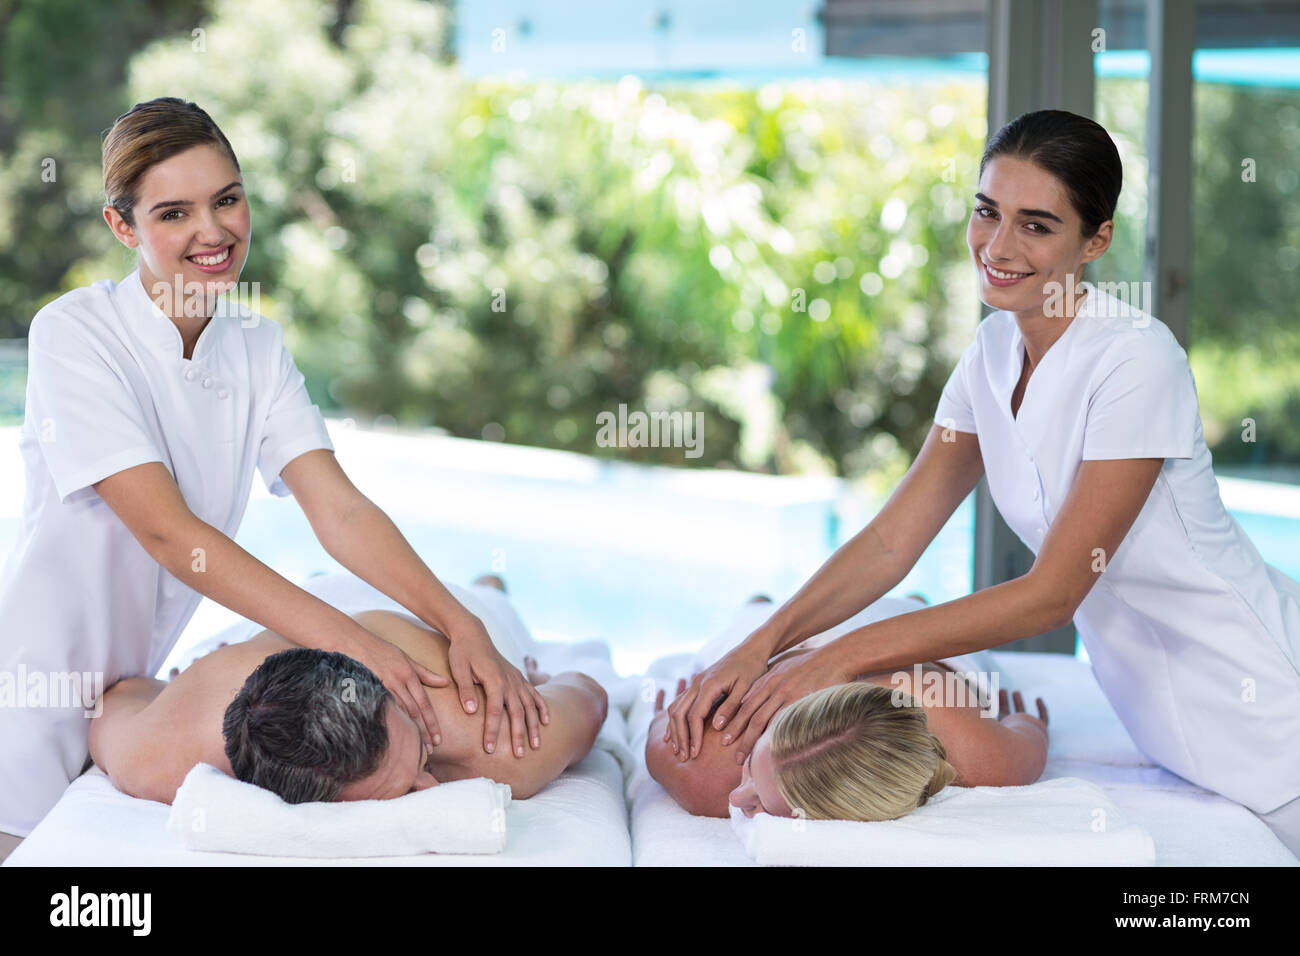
xmin=222 ymin=648 xmax=438 ymax=803
xmin=729 ymin=682 xmax=956 ymax=822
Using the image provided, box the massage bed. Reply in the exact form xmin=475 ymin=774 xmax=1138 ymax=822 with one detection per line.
xmin=5 ymin=573 xmax=637 ymax=867
xmin=627 ymin=649 xmax=1299 ymax=866
xmin=6 ymin=574 xmax=1294 ymax=866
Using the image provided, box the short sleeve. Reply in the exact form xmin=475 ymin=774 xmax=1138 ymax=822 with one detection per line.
xmin=933 ymin=348 xmax=977 ymax=434
xmin=256 ymin=331 xmax=334 ymax=497
xmin=24 ymin=327 xmax=165 ymax=505
xmin=1082 ymin=338 xmax=1199 ymax=460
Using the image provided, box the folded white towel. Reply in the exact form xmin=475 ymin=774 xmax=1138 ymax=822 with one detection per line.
xmin=166 ymin=763 xmax=511 ymax=857
xmin=728 ymin=775 xmax=1155 ymax=866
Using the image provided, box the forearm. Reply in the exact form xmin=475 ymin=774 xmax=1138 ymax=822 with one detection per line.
xmin=323 ymin=498 xmax=482 ymax=638
xmin=823 ymin=573 xmax=1064 ymax=678
xmin=756 ymin=521 xmax=913 ymax=657
xmin=152 ymin=517 xmax=376 ymax=655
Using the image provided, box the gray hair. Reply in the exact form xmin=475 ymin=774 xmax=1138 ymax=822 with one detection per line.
xmin=222 ymin=648 xmax=391 ymax=803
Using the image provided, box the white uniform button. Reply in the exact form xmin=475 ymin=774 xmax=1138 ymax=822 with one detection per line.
xmin=184 ymin=368 xmax=196 ymax=381
xmin=217 ymin=387 xmax=229 ymax=399
xmin=202 ymin=377 xmax=213 ymax=389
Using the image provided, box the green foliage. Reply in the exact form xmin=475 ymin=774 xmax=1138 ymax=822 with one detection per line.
xmin=31 ymin=0 xmax=983 ymax=479
xmin=2 ymin=0 xmax=1296 ymax=475
xmin=1097 ymin=75 xmax=1300 ymax=461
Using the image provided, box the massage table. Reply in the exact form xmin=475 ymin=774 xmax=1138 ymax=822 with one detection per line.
xmin=626 ymin=650 xmax=1299 ymax=866
xmin=5 ymin=573 xmax=636 ymax=867
xmin=8 ymin=574 xmax=1294 ymax=866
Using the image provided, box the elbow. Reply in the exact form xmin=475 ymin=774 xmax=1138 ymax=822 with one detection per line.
xmin=644 ymin=714 xmax=682 ymax=797
xmin=91 ymin=739 xmax=158 ymax=802
xmin=1048 ymin=603 xmax=1076 ymax=632
xmin=1020 ymin=733 xmax=1049 ymax=785
xmin=572 ymin=672 xmax=608 ymax=725
xmin=1022 ymin=572 xmax=1079 ymax=632
xmin=142 ymin=514 xmax=201 ymax=569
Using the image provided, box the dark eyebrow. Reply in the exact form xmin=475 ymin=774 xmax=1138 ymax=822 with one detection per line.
xmin=148 ymin=181 xmax=243 ymax=214
xmin=974 ymin=192 xmax=1064 ymax=224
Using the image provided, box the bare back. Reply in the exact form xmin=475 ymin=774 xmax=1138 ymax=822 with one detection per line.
xmin=101 ymin=609 xmax=604 ymax=803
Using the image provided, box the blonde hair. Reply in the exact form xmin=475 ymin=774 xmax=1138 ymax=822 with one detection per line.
xmin=768 ymin=682 xmax=957 ymax=822
xmin=102 ymin=97 xmax=240 ymax=228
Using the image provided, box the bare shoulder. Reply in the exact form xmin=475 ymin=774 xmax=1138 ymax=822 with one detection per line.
xmin=177 ymin=632 xmax=298 ymax=702
xmin=333 ymin=608 xmax=603 ymax=796
xmin=859 ymin=663 xmax=984 ymax=712
xmin=350 ymin=609 xmax=452 ymax=671
xmin=859 ymin=665 xmax=995 ymax=788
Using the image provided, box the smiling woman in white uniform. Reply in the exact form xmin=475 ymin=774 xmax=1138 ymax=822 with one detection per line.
xmin=666 ymin=110 xmax=1300 ymax=859
xmin=0 ymin=98 xmax=547 ymax=858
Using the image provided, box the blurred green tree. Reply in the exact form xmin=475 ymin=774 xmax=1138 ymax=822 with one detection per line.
xmin=2 ymin=0 xmax=1296 ymax=478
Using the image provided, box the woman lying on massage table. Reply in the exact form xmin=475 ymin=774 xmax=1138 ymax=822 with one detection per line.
xmin=89 ymin=576 xmax=607 ymax=804
xmin=646 ymin=598 xmax=1049 ymax=821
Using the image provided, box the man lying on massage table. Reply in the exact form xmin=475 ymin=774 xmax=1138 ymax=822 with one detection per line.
xmin=89 ymin=575 xmax=608 ymax=805
xmin=646 ymin=595 xmax=1050 ymax=821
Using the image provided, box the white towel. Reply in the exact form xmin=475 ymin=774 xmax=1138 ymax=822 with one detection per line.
xmin=728 ymin=775 xmax=1155 ymax=866
xmin=166 ymin=762 xmax=511 ymax=857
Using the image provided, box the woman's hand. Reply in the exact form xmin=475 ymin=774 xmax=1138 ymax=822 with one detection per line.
xmin=719 ymin=644 xmax=851 ymax=763
xmin=665 ymin=643 xmax=769 ymax=761
xmin=447 ymin=619 xmax=550 ymax=758
xmin=344 ymin=631 xmax=450 ymax=747
xmin=999 ymin=688 xmax=1049 ymax=731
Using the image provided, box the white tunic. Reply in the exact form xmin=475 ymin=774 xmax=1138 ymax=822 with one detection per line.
xmin=0 ymin=268 xmax=333 ymax=835
xmin=934 ymin=286 xmax=1300 ymax=813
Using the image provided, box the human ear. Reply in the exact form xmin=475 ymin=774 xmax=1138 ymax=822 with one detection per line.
xmin=1080 ymin=219 xmax=1113 ymax=265
xmin=103 ymin=206 xmax=138 ymax=248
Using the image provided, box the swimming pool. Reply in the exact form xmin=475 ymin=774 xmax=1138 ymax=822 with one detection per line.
xmin=0 ymin=420 xmax=1296 ymax=676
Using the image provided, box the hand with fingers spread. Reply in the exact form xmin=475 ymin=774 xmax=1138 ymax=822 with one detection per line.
xmin=998 ymin=687 xmax=1049 ymax=732
xmin=711 ymin=644 xmax=851 ymax=764
xmin=665 ymin=643 xmax=768 ymax=761
xmin=447 ymin=618 xmax=550 ymax=758
xmin=342 ymin=630 xmax=450 ymax=748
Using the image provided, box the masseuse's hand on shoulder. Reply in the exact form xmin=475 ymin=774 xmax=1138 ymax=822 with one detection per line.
xmin=721 ymin=643 xmax=851 ymax=762
xmin=341 ymin=629 xmax=450 ymax=747
xmin=447 ymin=617 xmax=550 ymax=759
xmin=665 ymin=641 xmax=768 ymax=761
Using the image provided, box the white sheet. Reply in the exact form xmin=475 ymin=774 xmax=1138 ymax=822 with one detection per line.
xmin=627 ymin=650 xmax=1299 ymax=866
xmin=5 ymin=573 xmax=635 ymax=867
xmin=6 ymin=750 xmax=628 ymax=867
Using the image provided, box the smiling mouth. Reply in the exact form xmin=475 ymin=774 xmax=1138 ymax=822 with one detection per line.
xmin=983 ymin=261 xmax=1032 ymax=280
xmin=187 ymin=244 xmax=233 ymax=266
